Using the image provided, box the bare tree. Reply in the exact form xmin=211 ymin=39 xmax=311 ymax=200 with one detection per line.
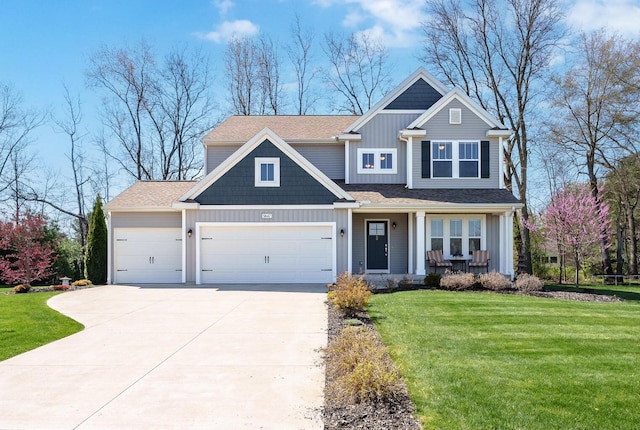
xmin=257 ymin=36 xmax=284 ymax=114
xmin=323 ymin=32 xmax=391 ymax=115
xmin=549 ymin=30 xmax=640 ymax=275
xmin=286 ymin=14 xmax=319 ymax=114
xmin=421 ymin=0 xmax=565 ymax=274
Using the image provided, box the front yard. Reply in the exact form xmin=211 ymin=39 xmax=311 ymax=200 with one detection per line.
xmin=369 ymin=287 xmax=640 ymax=429
xmin=0 ymin=287 xmax=83 ymax=361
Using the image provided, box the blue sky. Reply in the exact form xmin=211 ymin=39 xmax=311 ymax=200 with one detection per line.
xmin=1 ymin=0 xmax=640 ymax=198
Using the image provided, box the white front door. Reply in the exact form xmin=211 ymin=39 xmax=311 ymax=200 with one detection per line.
xmin=113 ymin=228 xmax=182 ymax=284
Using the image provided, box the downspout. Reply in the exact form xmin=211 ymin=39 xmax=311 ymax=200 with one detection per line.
xmin=398 ymin=133 xmax=412 ymax=189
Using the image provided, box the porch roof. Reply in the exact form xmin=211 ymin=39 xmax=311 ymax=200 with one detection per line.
xmin=336 ymin=182 xmax=522 ymax=207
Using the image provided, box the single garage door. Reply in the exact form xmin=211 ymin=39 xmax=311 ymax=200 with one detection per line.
xmin=114 ymin=228 xmax=182 ymax=284
xmin=198 ymin=224 xmax=334 ymax=284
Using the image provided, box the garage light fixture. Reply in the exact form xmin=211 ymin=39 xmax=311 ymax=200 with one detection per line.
xmin=188 ymin=229 xmax=193 ymax=238
xmin=340 ymin=229 xmax=345 ymax=237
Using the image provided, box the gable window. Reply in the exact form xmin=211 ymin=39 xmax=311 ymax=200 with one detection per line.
xmin=431 ymin=141 xmax=480 ymax=178
xmin=255 ymin=157 xmax=280 ymax=187
xmin=357 ymin=148 xmax=397 ymax=174
xmin=427 ymin=215 xmax=486 ymax=257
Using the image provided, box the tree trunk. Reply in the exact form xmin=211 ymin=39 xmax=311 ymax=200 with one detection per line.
xmin=627 ymin=203 xmax=638 ymax=274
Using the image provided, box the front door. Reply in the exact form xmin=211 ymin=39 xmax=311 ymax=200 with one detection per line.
xmin=366 ymin=221 xmax=389 ymax=271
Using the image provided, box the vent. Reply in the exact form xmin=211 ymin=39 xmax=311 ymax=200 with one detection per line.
xmin=449 ymin=108 xmax=462 ymax=124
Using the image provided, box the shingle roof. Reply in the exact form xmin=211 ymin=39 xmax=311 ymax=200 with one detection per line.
xmin=105 ymin=181 xmax=197 ymax=210
xmin=336 ymin=182 xmax=522 ymax=206
xmin=202 ymin=115 xmax=359 ymax=143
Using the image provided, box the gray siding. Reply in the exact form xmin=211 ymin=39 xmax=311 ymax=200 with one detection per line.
xmin=412 ymin=99 xmax=500 ymax=189
xmin=206 ymin=145 xmax=237 ymax=174
xmin=352 ymin=212 xmax=408 ymax=274
xmin=110 ymin=212 xmax=181 ymax=228
xmin=485 ymin=214 xmax=500 ymax=273
xmin=350 ymin=112 xmax=421 ymax=184
xmin=292 ymin=143 xmax=344 ymax=180
xmin=195 ymin=140 xmax=338 ymax=205
xmin=384 ymin=78 xmax=443 ymax=110
xmin=184 ymin=208 xmax=349 ymax=283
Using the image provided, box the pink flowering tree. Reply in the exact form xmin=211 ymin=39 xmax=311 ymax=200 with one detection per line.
xmin=529 ymin=184 xmax=611 ymax=288
xmin=0 ymin=213 xmax=57 ymax=287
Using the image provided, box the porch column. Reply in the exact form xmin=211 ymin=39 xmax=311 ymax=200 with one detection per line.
xmin=505 ymin=210 xmax=515 ymax=278
xmin=416 ymin=211 xmax=426 ymax=275
xmin=347 ymin=208 xmax=353 ymax=273
xmin=106 ymin=211 xmax=112 ymax=284
xmin=408 ymin=212 xmax=414 ymax=274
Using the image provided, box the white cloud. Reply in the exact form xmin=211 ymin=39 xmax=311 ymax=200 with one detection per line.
xmin=196 ymin=20 xmax=259 ymax=43
xmin=567 ymin=0 xmax=640 ymax=36
xmin=213 ymin=0 xmax=235 ymax=17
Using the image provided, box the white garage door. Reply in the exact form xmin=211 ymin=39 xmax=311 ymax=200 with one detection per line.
xmin=198 ymin=224 xmax=334 ymax=284
xmin=114 ymin=228 xmax=182 ymax=284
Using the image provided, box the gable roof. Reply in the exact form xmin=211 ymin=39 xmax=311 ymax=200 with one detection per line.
xmin=344 ymin=67 xmax=449 ymax=133
xmin=408 ymin=87 xmax=509 ymax=131
xmin=202 ymin=115 xmax=359 ymax=144
xmin=105 ymin=181 xmax=197 ymax=211
xmin=182 ymin=127 xmax=354 ymax=202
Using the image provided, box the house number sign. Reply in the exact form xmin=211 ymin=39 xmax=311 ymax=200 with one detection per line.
xmin=261 ymin=213 xmax=273 ymax=219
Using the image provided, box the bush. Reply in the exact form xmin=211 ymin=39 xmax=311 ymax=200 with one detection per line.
xmin=479 ymin=271 xmax=512 ymax=291
xmin=424 ymin=272 xmax=442 ymax=288
xmin=328 ymin=272 xmax=372 ymax=317
xmin=71 ymin=279 xmax=92 ymax=287
xmin=440 ymin=272 xmax=477 ymax=291
xmin=13 ymin=284 xmax=30 ymax=293
xmin=51 ymin=285 xmax=69 ymax=291
xmin=515 ymin=273 xmax=544 ymax=292
xmin=326 ymin=326 xmax=404 ymax=404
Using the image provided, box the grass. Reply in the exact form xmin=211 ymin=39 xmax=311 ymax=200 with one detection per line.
xmin=0 ymin=287 xmax=84 ymax=362
xmin=368 ymin=286 xmax=640 ymax=430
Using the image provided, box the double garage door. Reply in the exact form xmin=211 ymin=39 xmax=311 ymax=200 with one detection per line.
xmin=113 ymin=228 xmax=183 ymax=284
xmin=198 ymin=224 xmax=335 ymax=284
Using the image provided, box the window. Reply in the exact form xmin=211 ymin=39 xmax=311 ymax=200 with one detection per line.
xmin=369 ymin=222 xmax=385 ymax=236
xmin=255 ymin=157 xmax=280 ymax=187
xmin=427 ymin=215 xmax=486 ymax=257
xmin=432 ymin=141 xmax=480 ymax=178
xmin=432 ymin=142 xmax=452 ymax=177
xmin=357 ymin=149 xmax=397 ymax=174
xmin=449 ymin=108 xmax=462 ymax=124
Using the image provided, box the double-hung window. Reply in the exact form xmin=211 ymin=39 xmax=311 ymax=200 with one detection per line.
xmin=432 ymin=141 xmax=480 ymax=178
xmin=427 ymin=215 xmax=486 ymax=257
xmin=255 ymin=157 xmax=280 ymax=187
xmin=357 ymin=148 xmax=397 ymax=174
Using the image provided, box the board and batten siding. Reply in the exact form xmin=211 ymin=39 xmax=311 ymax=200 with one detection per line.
xmin=184 ymin=208 xmax=349 ymax=283
xmin=349 ymin=112 xmax=421 ymax=184
xmin=412 ymin=99 xmax=501 ymax=189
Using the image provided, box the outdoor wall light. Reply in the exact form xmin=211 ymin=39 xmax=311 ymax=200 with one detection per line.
xmin=340 ymin=229 xmax=345 ymax=237
xmin=188 ymin=228 xmax=193 ymax=238
xmin=392 ymin=222 xmax=397 ymax=229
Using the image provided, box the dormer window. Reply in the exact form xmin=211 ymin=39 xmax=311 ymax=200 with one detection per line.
xmin=357 ymin=148 xmax=397 ymax=174
xmin=255 ymin=157 xmax=280 ymax=187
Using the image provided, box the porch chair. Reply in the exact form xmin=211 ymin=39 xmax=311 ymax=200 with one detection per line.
xmin=427 ymin=250 xmax=453 ymax=273
xmin=468 ymin=250 xmax=490 ymax=273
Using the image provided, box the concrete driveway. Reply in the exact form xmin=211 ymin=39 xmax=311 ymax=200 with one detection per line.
xmin=0 ymin=284 xmax=327 ymax=429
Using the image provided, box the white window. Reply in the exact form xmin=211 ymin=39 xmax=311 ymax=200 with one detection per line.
xmin=357 ymin=148 xmax=397 ymax=174
xmin=255 ymin=157 xmax=280 ymax=187
xmin=432 ymin=141 xmax=480 ymax=178
xmin=449 ymin=108 xmax=462 ymax=124
xmin=427 ymin=215 xmax=486 ymax=257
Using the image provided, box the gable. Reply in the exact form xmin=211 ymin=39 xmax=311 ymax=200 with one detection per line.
xmin=194 ymin=139 xmax=340 ymax=205
xmin=383 ymin=78 xmax=443 ymax=111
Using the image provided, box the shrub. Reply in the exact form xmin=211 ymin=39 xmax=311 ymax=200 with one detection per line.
xmin=515 ymin=273 xmax=544 ymax=292
xmin=51 ymin=285 xmax=69 ymax=291
xmin=479 ymin=271 xmax=512 ymax=291
xmin=440 ymin=272 xmax=477 ymax=291
xmin=424 ymin=272 xmax=442 ymax=288
xmin=71 ymin=279 xmax=92 ymax=287
xmin=13 ymin=284 xmax=30 ymax=293
xmin=328 ymin=272 xmax=372 ymax=317
xmin=326 ymin=326 xmax=404 ymax=404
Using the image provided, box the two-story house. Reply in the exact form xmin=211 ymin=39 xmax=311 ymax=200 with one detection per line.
xmin=105 ymin=68 xmax=522 ymax=284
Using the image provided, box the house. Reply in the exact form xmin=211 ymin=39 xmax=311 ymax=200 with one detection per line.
xmin=104 ymin=68 xmax=522 ymax=285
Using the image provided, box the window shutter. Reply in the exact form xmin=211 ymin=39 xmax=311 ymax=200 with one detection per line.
xmin=421 ymin=141 xmax=431 ymax=178
xmin=481 ymin=140 xmax=490 ymax=178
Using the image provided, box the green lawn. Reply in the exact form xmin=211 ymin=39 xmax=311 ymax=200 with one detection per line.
xmin=369 ymin=288 xmax=640 ymax=430
xmin=0 ymin=287 xmax=84 ymax=362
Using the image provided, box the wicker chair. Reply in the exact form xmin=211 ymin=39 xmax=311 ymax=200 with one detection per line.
xmin=427 ymin=250 xmax=453 ymax=273
xmin=468 ymin=250 xmax=490 ymax=273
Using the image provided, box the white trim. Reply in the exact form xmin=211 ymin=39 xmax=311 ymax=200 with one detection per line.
xmin=181 ymin=127 xmax=354 ymax=202
xmin=195 ymin=221 xmax=336 ymax=285
xmin=354 ymin=203 xmax=522 ymax=212
xmin=406 ymin=136 xmax=413 ymax=188
xmin=357 ymin=148 xmax=398 ymax=174
xmin=107 ymin=211 xmax=112 ymax=284
xmin=364 ymin=218 xmax=391 ymax=274
xmin=408 ymin=212 xmax=415 ymax=274
xmin=499 ymin=136 xmax=505 ymax=189
xmin=379 ymin=109 xmax=426 ymax=114
xmin=195 ymin=204 xmax=336 ymax=210
xmin=345 ymin=140 xmax=350 ymax=185
xmin=107 ymin=207 xmax=183 ymax=213
xmin=347 ymin=208 xmax=353 ymax=273
xmin=399 ymin=129 xmax=427 ymax=137
xmin=336 ymin=134 xmax=361 ymax=141
xmin=486 ymin=129 xmax=513 ymax=137
xmin=346 ymin=68 xmax=449 ymax=132
xmin=181 ymin=209 xmax=187 ymax=283
xmin=254 ymin=157 xmax=280 ymax=187
xmin=449 ymin=108 xmax=462 ymax=124
xmin=415 ymin=212 xmax=425 ymax=275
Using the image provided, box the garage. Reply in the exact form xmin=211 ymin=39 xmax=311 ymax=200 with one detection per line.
xmin=113 ymin=228 xmax=183 ymax=284
xmin=197 ymin=223 xmax=335 ymax=284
